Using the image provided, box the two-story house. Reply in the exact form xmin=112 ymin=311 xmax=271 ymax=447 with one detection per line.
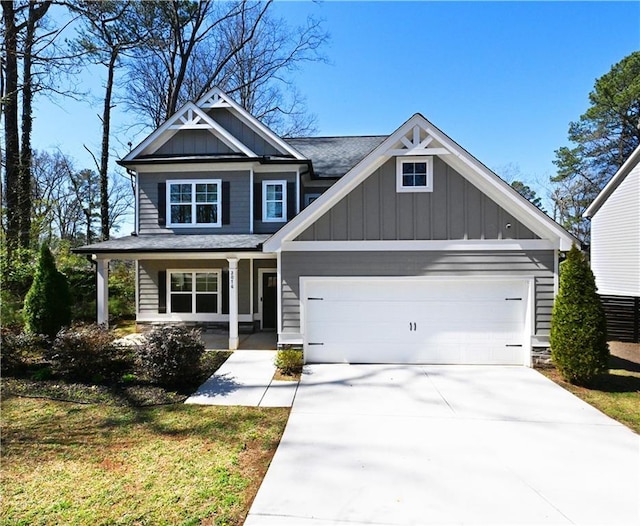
xmin=76 ymin=87 xmax=577 ymax=366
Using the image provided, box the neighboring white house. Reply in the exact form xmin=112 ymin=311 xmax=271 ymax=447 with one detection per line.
xmin=584 ymin=145 xmax=640 ymax=342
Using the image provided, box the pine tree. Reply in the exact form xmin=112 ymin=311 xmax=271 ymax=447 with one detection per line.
xmin=550 ymin=245 xmax=609 ymax=385
xmin=24 ymin=244 xmax=71 ymax=338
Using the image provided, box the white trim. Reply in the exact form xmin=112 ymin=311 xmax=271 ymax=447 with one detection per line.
xmin=135 ymin=261 xmax=140 ymax=316
xmin=262 ymin=180 xmax=287 ymax=223
xmin=281 ymin=239 xmax=556 ymax=252
xmin=296 ymin=168 xmax=300 ymax=215
xmin=249 ymin=167 xmax=254 ymax=233
xmin=166 ymin=179 xmax=222 ymax=228
xmin=299 ymin=275 xmax=535 ymax=367
xmin=137 ymin=313 xmax=253 ymax=323
xmin=584 ymin=144 xmax=640 ymax=218
xmin=134 ymin=172 xmax=139 ymax=234
xmin=167 ymin=269 xmax=222 ymax=316
xmin=396 ymin=156 xmax=434 ymax=193
xmin=276 ymin=250 xmax=283 ymax=334
xmin=249 ymin=259 xmax=254 ymax=321
xmin=387 ymin=148 xmax=450 ymax=156
xmin=90 ymin=252 xmax=277 ymax=261
xmin=196 ymin=87 xmax=306 ymax=160
xmin=554 ymin=248 xmax=559 ymax=296
xmin=263 ymin=113 xmax=577 ymax=252
xmin=227 ymin=258 xmax=239 ymax=350
xmin=97 ymin=259 xmax=110 ymax=327
xmin=258 ymin=268 xmax=278 ymax=330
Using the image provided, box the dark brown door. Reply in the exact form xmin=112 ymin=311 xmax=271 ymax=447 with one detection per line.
xmin=262 ymin=272 xmax=277 ymax=330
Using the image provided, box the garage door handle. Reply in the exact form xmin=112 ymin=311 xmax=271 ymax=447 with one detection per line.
xmin=505 ymin=344 xmax=522 ymax=347
xmin=308 ymin=342 xmax=324 ymax=346
xmin=505 ymin=298 xmax=522 ymax=301
xmin=308 ymin=297 xmax=324 ymax=301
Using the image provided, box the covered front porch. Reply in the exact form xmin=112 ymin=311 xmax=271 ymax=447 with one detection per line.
xmin=74 ymin=234 xmax=277 ymax=350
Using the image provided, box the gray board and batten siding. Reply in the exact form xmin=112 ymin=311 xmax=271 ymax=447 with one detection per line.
xmin=295 ymin=157 xmax=540 ymax=242
xmin=155 ymin=108 xmax=283 ymax=157
xmin=280 ymin=250 xmax=555 ymax=338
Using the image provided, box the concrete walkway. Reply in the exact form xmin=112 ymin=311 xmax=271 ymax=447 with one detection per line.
xmin=185 ymin=350 xmax=299 ymax=407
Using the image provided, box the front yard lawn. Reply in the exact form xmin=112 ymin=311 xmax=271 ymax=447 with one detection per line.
xmin=540 ymin=345 xmax=640 ymax=434
xmin=1 ymin=396 xmax=289 ymax=525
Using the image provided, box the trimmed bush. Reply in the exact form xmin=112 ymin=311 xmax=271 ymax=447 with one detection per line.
xmin=137 ymin=326 xmax=204 ymax=388
xmin=0 ymin=329 xmax=49 ymax=375
xmin=550 ymin=245 xmax=609 ymax=385
xmin=24 ymin=244 xmax=71 ymax=338
xmin=275 ymin=349 xmax=303 ymax=376
xmin=46 ymin=324 xmax=131 ymax=383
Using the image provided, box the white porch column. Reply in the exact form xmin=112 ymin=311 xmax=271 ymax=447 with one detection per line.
xmin=96 ymin=258 xmax=110 ymax=328
xmin=227 ymin=257 xmax=239 ymax=350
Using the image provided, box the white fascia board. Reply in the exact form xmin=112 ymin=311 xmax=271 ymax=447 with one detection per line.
xmin=122 ymin=102 xmax=256 ymax=161
xmin=88 ymin=252 xmax=277 ymax=261
xmin=196 ymin=87 xmax=306 ymax=161
xmin=281 ymin=239 xmax=556 ymax=252
xmin=584 ymin=144 xmax=640 ymax=218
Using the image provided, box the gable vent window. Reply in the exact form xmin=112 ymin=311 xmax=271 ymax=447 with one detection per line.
xmin=262 ymin=180 xmax=287 ymax=222
xmin=396 ymin=156 xmax=433 ymax=193
xmin=167 ymin=180 xmax=221 ymax=227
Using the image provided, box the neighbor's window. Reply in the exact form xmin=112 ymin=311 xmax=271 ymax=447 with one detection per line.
xmin=262 ymin=180 xmax=287 ymax=222
xmin=396 ymin=157 xmax=433 ymax=192
xmin=168 ymin=180 xmax=221 ymax=227
xmin=169 ymin=271 xmax=220 ymax=313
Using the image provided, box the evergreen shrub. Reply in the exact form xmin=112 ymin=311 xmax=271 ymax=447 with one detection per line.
xmin=23 ymin=244 xmax=71 ymax=338
xmin=550 ymin=245 xmax=609 ymax=385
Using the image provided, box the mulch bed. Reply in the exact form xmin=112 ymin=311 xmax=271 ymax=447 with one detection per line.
xmin=1 ymin=350 xmax=231 ymax=407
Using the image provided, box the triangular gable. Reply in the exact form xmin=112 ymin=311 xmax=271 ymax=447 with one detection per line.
xmin=122 ymin=87 xmax=306 ymax=162
xmin=196 ymin=87 xmax=306 ymax=160
xmin=123 ymin=101 xmax=256 ymax=161
xmin=264 ymin=113 xmax=578 ymax=251
xmin=584 ymin=144 xmax=640 ymax=218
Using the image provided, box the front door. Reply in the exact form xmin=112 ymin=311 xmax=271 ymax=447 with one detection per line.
xmin=261 ymin=272 xmax=277 ymax=330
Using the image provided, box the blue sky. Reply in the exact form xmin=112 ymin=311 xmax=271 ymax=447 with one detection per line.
xmin=33 ymin=1 xmax=639 ymax=217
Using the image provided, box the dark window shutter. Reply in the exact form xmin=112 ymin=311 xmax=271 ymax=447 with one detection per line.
xmin=158 ymin=270 xmax=167 ymax=313
xmin=221 ymin=269 xmax=229 ymax=315
xmin=254 ymin=183 xmax=262 ymax=222
xmin=287 ymin=182 xmax=296 ymax=220
xmin=158 ymin=183 xmax=166 ymax=226
xmin=222 ymin=181 xmax=230 ymax=225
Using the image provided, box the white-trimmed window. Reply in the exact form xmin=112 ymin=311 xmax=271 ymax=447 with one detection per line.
xmin=168 ymin=270 xmax=220 ymax=313
xmin=396 ymin=157 xmax=433 ymax=193
xmin=168 ymin=180 xmax=221 ymax=227
xmin=262 ymin=180 xmax=287 ymax=222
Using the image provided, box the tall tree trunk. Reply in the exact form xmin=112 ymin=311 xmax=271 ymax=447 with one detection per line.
xmin=19 ymin=1 xmax=50 ymax=249
xmin=100 ymin=50 xmax=117 ymax=241
xmin=2 ymin=1 xmax=20 ymax=253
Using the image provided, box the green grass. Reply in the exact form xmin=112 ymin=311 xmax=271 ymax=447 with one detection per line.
xmin=1 ymin=397 xmax=289 ymax=525
xmin=540 ymin=367 xmax=640 ymax=434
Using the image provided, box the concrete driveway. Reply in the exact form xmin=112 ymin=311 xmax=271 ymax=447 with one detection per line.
xmin=245 ymin=365 xmax=639 ymax=525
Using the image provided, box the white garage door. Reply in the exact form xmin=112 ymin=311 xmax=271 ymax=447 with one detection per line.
xmin=303 ymin=278 xmax=529 ymax=365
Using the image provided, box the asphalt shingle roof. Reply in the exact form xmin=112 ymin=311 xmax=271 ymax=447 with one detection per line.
xmin=73 ymin=234 xmax=271 ymax=254
xmin=287 ymin=136 xmax=387 ymax=178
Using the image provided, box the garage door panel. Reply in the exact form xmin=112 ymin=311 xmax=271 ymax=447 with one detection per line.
xmin=303 ymin=278 xmax=529 ymax=365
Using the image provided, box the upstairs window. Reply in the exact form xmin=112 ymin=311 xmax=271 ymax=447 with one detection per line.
xmin=168 ymin=180 xmax=221 ymax=227
xmin=396 ymin=157 xmax=433 ymax=193
xmin=262 ymin=180 xmax=287 ymax=222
